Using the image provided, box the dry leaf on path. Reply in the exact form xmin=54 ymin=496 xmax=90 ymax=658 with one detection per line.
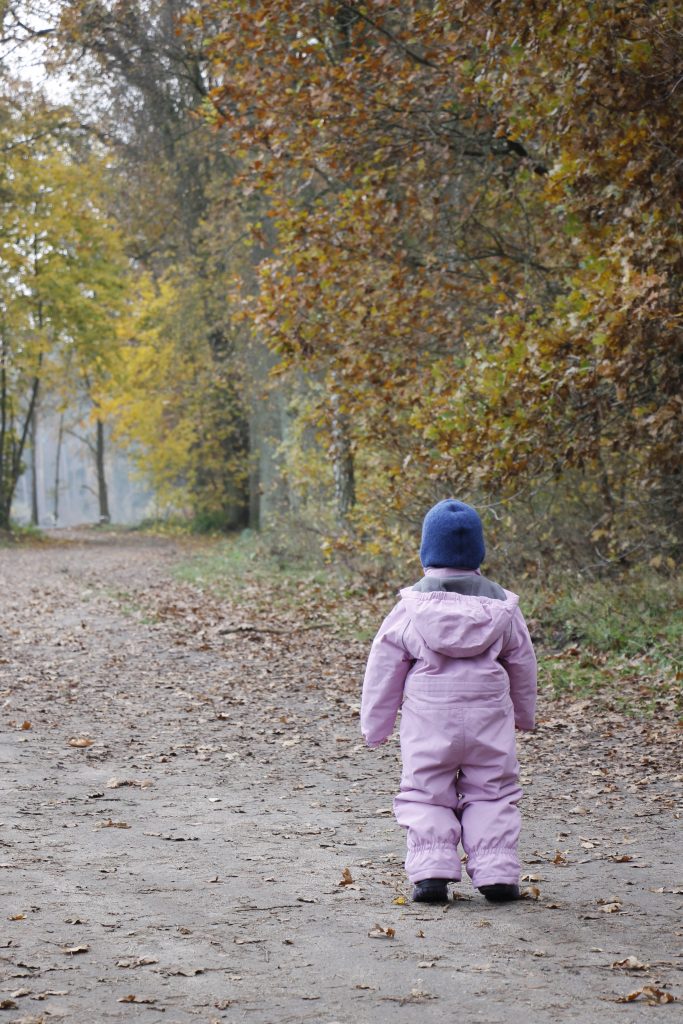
xmin=118 ymin=994 xmax=156 ymax=1004
xmin=106 ymin=778 xmax=152 ymax=789
xmin=368 ymin=923 xmax=395 ymax=939
xmin=382 ymin=988 xmax=436 ymax=1004
xmin=116 ymin=957 xmax=158 ymax=968
xmin=616 ymin=986 xmax=676 ymax=1005
xmin=339 ymin=867 xmax=354 ymax=886
xmin=62 ymin=944 xmax=89 ymax=955
xmin=99 ymin=819 xmax=131 ymax=829
xmin=68 ymin=737 xmax=93 ymax=747
xmin=521 ymin=886 xmax=541 ymax=900
xmin=612 ymin=956 xmax=649 ymax=971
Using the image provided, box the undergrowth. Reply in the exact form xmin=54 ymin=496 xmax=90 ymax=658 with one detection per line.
xmin=176 ymin=532 xmax=682 ymax=718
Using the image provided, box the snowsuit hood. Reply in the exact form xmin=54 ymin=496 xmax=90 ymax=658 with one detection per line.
xmin=399 ymin=578 xmax=518 ymax=659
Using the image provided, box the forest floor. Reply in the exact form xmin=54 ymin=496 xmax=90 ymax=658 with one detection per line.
xmin=0 ymin=530 xmax=681 ymax=1024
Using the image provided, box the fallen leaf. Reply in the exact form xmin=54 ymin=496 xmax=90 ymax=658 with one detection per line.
xmin=616 ymin=986 xmax=676 ymax=1005
xmin=20 ymin=721 xmax=31 ymax=730
xmin=234 ymin=937 xmax=264 ymax=945
xmin=118 ymin=994 xmax=156 ymax=1004
xmin=98 ymin=819 xmax=130 ymax=829
xmin=381 ymin=988 xmax=436 ymax=1004
xmin=106 ymin=778 xmax=152 ymax=789
xmin=368 ymin=923 xmax=395 ymax=939
xmin=392 ymin=895 xmax=407 ymax=905
xmin=116 ymin=957 xmax=158 ymax=968
xmin=598 ymin=898 xmax=622 ymax=913
xmin=68 ymin=737 xmax=93 ymax=748
xmin=0 ymin=1000 xmax=18 ymax=1010
xmin=62 ymin=945 xmax=89 ymax=955
xmin=339 ymin=867 xmax=354 ymax=886
xmin=612 ymin=956 xmax=649 ymax=971
xmin=553 ymin=850 xmax=568 ymax=865
xmin=521 ymin=886 xmax=541 ymax=900
xmin=8 ymin=913 xmax=26 ymax=921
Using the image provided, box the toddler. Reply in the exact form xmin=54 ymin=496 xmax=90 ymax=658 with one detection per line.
xmin=361 ymin=499 xmax=537 ymax=903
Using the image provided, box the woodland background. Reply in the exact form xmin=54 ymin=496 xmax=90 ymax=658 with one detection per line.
xmin=0 ymin=0 xmax=681 ymax=579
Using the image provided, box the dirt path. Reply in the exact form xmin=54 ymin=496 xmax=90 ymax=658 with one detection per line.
xmin=0 ymin=533 xmax=680 ymax=1023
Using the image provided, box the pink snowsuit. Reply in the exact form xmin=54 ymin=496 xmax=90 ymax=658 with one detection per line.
xmin=361 ymin=567 xmax=537 ymax=887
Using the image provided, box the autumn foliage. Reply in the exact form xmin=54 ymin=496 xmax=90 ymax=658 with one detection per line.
xmin=187 ymin=0 xmax=681 ymax=568
xmin=2 ymin=1 xmax=680 ymax=568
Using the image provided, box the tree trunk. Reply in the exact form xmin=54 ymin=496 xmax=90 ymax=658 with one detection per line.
xmin=30 ymin=404 xmax=39 ymax=526
xmin=95 ymin=418 xmax=110 ymax=523
xmin=53 ymin=410 xmax=65 ymax=525
xmin=329 ymin=385 xmax=355 ymax=522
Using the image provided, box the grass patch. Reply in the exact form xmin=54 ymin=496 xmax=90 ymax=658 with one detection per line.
xmin=0 ymin=523 xmax=47 ymax=546
xmin=525 ymin=569 xmax=682 ymax=715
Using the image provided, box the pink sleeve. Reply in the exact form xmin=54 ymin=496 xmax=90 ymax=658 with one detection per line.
xmin=360 ymin=601 xmax=412 ymax=748
xmin=500 ymin=607 xmax=537 ymax=731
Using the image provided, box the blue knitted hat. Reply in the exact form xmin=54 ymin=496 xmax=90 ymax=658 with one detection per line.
xmin=419 ymin=499 xmax=485 ymax=569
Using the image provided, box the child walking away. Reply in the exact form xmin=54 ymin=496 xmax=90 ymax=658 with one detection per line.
xmin=361 ymin=499 xmax=537 ymax=904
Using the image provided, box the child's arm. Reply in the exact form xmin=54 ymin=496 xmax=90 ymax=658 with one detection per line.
xmin=361 ymin=601 xmax=413 ymax=748
xmin=500 ymin=608 xmax=537 ymax=731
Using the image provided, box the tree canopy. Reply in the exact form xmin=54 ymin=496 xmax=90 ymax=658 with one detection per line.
xmin=1 ymin=1 xmax=680 ymax=569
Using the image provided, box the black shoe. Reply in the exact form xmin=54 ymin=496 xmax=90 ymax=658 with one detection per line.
xmin=478 ymin=883 xmax=520 ymax=902
xmin=412 ymin=878 xmax=450 ymax=903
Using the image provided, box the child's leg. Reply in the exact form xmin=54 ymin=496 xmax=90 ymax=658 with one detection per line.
xmin=393 ymin=702 xmax=462 ymax=883
xmin=457 ymin=700 xmax=523 ymax=888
